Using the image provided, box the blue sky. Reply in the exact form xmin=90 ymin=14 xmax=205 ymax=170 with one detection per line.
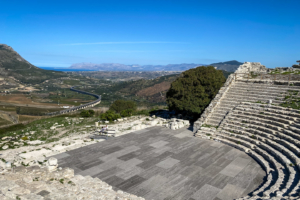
xmin=1 ymin=0 xmax=299 ymax=68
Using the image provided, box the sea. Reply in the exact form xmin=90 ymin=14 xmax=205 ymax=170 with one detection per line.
xmin=38 ymin=67 xmax=96 ymax=72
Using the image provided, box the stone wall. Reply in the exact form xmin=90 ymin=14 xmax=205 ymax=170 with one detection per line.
xmin=235 ymin=62 xmax=267 ymax=73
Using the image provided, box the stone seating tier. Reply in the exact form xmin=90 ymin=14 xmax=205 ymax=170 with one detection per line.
xmin=194 ymin=72 xmax=300 ymax=199
xmin=222 ymin=110 xmax=300 ymax=165
xmin=196 ymin=102 xmax=300 ymax=198
xmin=215 ymin=134 xmax=287 ymax=196
xmin=215 ymin=133 xmax=294 ymax=196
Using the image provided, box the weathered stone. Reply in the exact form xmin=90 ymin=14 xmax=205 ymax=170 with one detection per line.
xmin=61 ymin=168 xmax=74 ymax=179
xmin=0 ymin=180 xmax=19 ymax=191
xmin=11 ymin=186 xmax=31 ymax=195
xmin=48 ymin=157 xmax=57 ymax=166
xmin=22 ymin=175 xmax=33 ymax=183
xmin=2 ymin=145 xmax=9 ymax=150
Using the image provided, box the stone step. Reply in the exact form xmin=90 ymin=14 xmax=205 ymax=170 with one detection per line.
xmin=222 ymin=123 xmax=300 ymax=170
xmin=237 ymin=108 xmax=297 ymax=122
xmin=232 ymin=109 xmax=292 ymax=127
xmin=231 ymin=112 xmax=285 ymax=129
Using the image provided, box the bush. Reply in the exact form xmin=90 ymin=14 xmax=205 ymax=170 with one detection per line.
xmin=80 ymin=110 xmax=95 ymax=117
xmin=109 ymin=100 xmax=137 ymax=113
xmin=120 ymin=109 xmax=134 ymax=117
xmin=166 ymin=66 xmax=226 ymax=119
xmin=99 ymin=110 xmax=120 ymax=121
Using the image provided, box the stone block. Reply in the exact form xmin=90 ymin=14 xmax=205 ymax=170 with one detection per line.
xmin=47 ymin=165 xmax=58 ymax=172
xmin=150 ymin=120 xmax=158 ymax=126
xmin=48 ymin=157 xmax=58 ymax=166
xmin=61 ymin=168 xmax=74 ymax=178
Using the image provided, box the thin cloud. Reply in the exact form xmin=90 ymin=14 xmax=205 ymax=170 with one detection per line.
xmin=93 ymin=50 xmax=186 ymax=53
xmin=60 ymin=41 xmax=188 ymax=46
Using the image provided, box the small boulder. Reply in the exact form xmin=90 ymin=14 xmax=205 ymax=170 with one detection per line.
xmin=48 ymin=157 xmax=58 ymax=166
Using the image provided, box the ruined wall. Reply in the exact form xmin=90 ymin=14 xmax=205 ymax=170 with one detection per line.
xmin=235 ymin=62 xmax=267 ymax=73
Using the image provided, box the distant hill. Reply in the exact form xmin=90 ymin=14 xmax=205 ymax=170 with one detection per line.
xmin=0 ymin=44 xmax=66 ymax=84
xmin=69 ymin=63 xmax=207 ymax=71
xmin=69 ymin=61 xmax=243 ymax=72
xmin=209 ymin=60 xmax=243 ymax=72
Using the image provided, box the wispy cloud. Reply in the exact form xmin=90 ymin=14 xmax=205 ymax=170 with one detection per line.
xmin=60 ymin=41 xmax=187 ymax=46
xmin=93 ymin=50 xmax=186 ymax=53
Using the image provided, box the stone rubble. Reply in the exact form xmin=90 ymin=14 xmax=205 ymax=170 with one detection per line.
xmin=0 ymin=162 xmax=145 ymax=200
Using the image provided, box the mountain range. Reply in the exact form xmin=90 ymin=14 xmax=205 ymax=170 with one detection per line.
xmin=69 ymin=60 xmax=243 ymax=72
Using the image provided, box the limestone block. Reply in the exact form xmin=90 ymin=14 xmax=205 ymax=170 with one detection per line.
xmin=22 ymin=174 xmax=33 ymax=183
xmin=105 ymin=121 xmax=109 ymax=124
xmin=50 ymin=126 xmax=56 ymax=130
xmin=47 ymin=165 xmax=58 ymax=172
xmin=5 ymin=162 xmax=11 ymax=169
xmin=11 ymin=187 xmax=31 ymax=196
xmin=134 ymin=125 xmax=141 ymax=130
xmin=178 ymin=122 xmax=184 ymax=128
xmin=150 ymin=120 xmax=158 ymax=126
xmin=0 ymin=180 xmax=19 ymax=191
xmin=48 ymin=157 xmax=58 ymax=166
xmin=27 ymin=140 xmax=43 ymax=145
xmin=19 ymin=193 xmax=44 ymax=200
xmin=95 ymin=122 xmax=99 ymax=127
xmin=140 ymin=124 xmax=146 ymax=129
xmin=61 ymin=168 xmax=74 ymax=179
xmin=2 ymin=145 xmax=8 ymax=150
xmin=117 ymin=119 xmax=123 ymax=122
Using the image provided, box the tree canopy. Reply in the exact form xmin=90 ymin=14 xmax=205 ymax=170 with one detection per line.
xmin=166 ymin=66 xmax=226 ymax=119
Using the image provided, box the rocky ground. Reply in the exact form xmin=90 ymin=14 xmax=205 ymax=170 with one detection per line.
xmin=0 ymin=113 xmax=190 ymax=199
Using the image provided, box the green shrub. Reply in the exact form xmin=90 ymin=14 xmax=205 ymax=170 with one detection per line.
xmin=80 ymin=110 xmax=95 ymax=117
xmin=120 ymin=109 xmax=134 ymax=117
xmin=99 ymin=110 xmax=120 ymax=121
xmin=21 ymin=136 xmax=28 ymax=141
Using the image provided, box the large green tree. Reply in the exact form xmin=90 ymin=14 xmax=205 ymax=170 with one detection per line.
xmin=166 ymin=66 xmax=226 ymax=118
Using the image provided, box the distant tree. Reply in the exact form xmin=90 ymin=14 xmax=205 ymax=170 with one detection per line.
xmin=99 ymin=110 xmax=120 ymax=121
xmin=109 ymin=100 xmax=137 ymax=113
xmin=80 ymin=109 xmax=95 ymax=117
xmin=166 ymin=66 xmax=226 ymax=119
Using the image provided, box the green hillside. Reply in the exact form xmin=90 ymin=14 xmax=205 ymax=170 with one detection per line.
xmin=0 ymin=44 xmax=67 ymax=84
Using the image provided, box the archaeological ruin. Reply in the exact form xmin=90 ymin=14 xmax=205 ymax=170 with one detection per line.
xmin=194 ymin=61 xmax=300 ymax=199
xmin=1 ymin=62 xmax=300 ymax=199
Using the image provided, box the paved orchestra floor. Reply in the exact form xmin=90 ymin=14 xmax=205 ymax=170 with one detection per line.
xmin=54 ymin=126 xmax=265 ymax=200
